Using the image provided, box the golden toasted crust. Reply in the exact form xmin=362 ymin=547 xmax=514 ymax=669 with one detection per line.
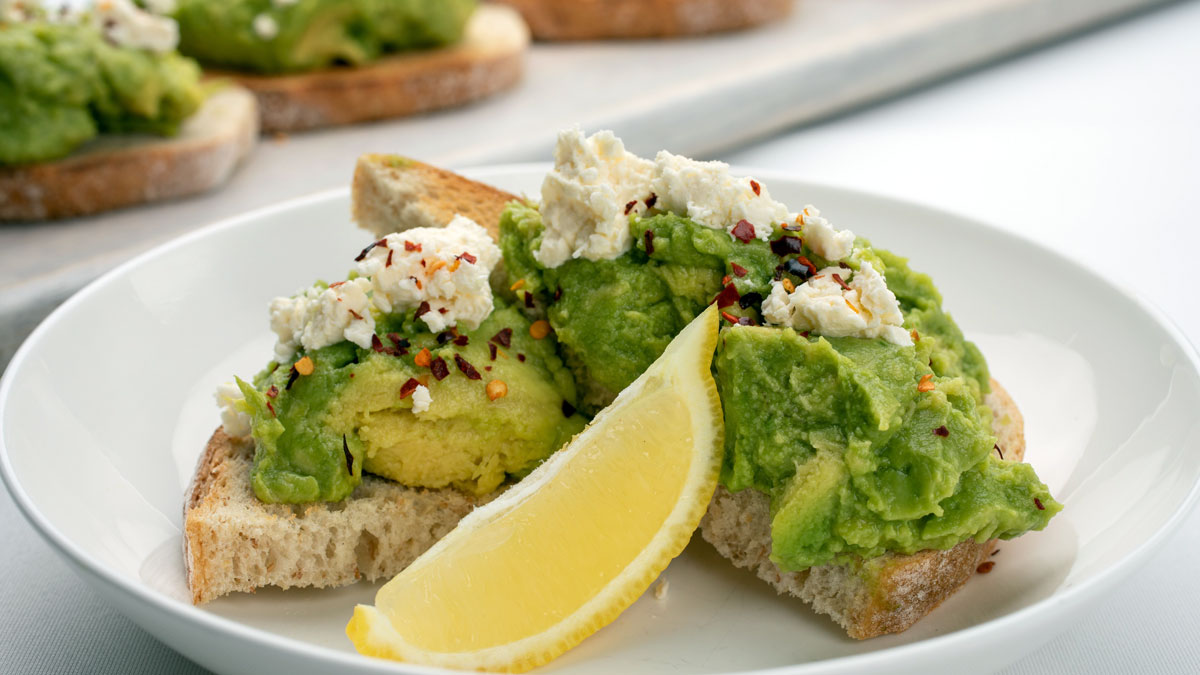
xmin=700 ymin=379 xmax=1027 ymax=639
xmin=0 ymin=87 xmax=257 ymax=221
xmin=492 ymin=0 xmax=794 ymax=40
xmin=220 ymin=5 xmax=528 ymax=133
xmin=351 ymin=154 xmax=517 ymax=240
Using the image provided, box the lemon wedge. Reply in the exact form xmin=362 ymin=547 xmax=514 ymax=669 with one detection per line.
xmin=347 ymin=305 xmax=723 ymax=672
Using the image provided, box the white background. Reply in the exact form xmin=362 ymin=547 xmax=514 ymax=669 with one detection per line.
xmin=2 ymin=1 xmax=1198 ymax=672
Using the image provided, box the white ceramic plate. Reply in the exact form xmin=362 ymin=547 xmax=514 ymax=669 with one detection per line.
xmin=3 ymin=167 xmax=1199 ymax=675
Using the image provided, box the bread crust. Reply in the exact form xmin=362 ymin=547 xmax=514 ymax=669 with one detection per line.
xmin=700 ymin=379 xmax=1027 ymax=638
xmin=492 ymin=0 xmax=794 ymax=40
xmin=218 ymin=5 xmax=528 ymax=133
xmin=0 ymin=86 xmax=257 ymax=222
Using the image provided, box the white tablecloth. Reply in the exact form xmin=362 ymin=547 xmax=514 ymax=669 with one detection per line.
xmin=2 ymin=1 xmax=1198 ymax=672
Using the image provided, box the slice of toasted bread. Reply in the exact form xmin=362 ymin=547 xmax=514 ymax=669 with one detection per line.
xmin=492 ymin=0 xmax=794 ymax=40
xmin=699 ymin=379 xmax=1026 ymax=639
xmin=184 ymin=428 xmax=490 ymax=604
xmin=351 ymin=153 xmax=517 ymax=240
xmin=0 ymin=86 xmax=257 ymax=222
xmin=218 ymin=5 xmax=528 ymax=133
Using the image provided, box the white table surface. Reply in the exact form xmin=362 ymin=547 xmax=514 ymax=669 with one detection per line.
xmin=3 ymin=1 xmax=1198 ymax=672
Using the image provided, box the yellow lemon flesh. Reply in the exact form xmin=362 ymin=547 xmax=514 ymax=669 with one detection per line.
xmin=347 ymin=305 xmax=723 ymax=673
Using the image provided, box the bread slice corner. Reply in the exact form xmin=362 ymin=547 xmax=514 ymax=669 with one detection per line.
xmin=0 ymin=85 xmax=258 ymax=222
xmin=700 ymin=379 xmax=1026 ymax=639
xmin=492 ymin=0 xmax=794 ymax=40
xmin=222 ymin=4 xmax=529 ymax=133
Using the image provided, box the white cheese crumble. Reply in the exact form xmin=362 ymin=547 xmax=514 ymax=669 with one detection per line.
xmin=269 ymin=277 xmax=376 ymax=363
xmin=93 ymin=0 xmax=179 ymax=53
xmin=215 ymin=381 xmax=251 ymax=438
xmin=536 ymin=128 xmax=655 ymax=268
xmin=252 ymin=13 xmax=278 ymax=40
xmin=651 ymin=151 xmax=788 ymax=242
xmin=411 ymin=385 xmax=432 ymax=414
xmin=797 ymin=206 xmax=855 ymax=262
xmin=761 ymin=261 xmax=912 ymax=346
xmin=357 ymin=215 xmax=501 ymax=333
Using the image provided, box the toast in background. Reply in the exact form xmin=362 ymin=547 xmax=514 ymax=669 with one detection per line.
xmin=491 ymin=0 xmax=794 ymax=40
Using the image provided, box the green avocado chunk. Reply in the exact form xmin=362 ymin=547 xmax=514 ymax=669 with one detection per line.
xmin=499 ymin=201 xmax=1061 ymax=570
xmin=241 ymin=299 xmax=586 ymax=504
xmin=172 ymin=0 xmax=476 ymax=74
xmin=0 ymin=17 xmax=206 ymax=166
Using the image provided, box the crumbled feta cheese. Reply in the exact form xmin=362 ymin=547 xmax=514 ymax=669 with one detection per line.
xmin=797 ymin=206 xmax=855 ymax=261
xmin=214 ymin=381 xmax=251 ymax=438
xmin=93 ymin=0 xmax=179 ymax=53
xmin=651 ymin=151 xmax=789 ymax=242
xmin=536 ymin=128 xmax=656 ymax=268
xmin=411 ymin=385 xmax=432 ymax=414
xmin=761 ymin=262 xmax=911 ymax=345
xmin=252 ymin=13 xmax=277 ymax=40
xmin=269 ymin=277 xmax=375 ymax=363
xmin=357 ymin=215 xmax=501 ymax=333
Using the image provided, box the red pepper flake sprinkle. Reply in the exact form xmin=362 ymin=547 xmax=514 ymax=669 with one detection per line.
xmin=714 ymin=284 xmax=740 ymax=308
xmin=911 ymin=329 xmax=920 ymax=343
xmin=385 ymin=249 xmax=394 ymax=268
xmin=348 ymin=309 xmax=363 ymax=320
xmin=517 ymin=353 xmax=526 ymax=362
xmin=731 ymin=219 xmax=756 ymax=243
xmin=490 ymin=327 xmax=513 ymax=347
xmin=266 ymin=400 xmax=276 ymax=417
xmin=731 ymin=263 xmax=749 ymax=277
xmin=266 ymin=385 xmax=279 ymax=398
xmin=720 ymin=311 xmax=740 ymax=324
xmin=800 ymin=331 xmax=810 ymax=338
xmin=371 ymin=334 xmax=386 ymax=353
xmin=509 ymin=279 xmax=525 ymax=291
xmin=529 ymin=320 xmax=551 ymax=339
xmin=453 ymin=334 xmax=469 ymax=347
xmin=917 ymin=373 xmax=935 ymax=392
xmin=485 ymin=366 xmax=492 ymax=372
xmin=838 ymin=261 xmax=851 ymax=269
xmin=645 ymin=193 xmax=658 ymax=209
xmin=330 ymin=281 xmax=345 ymax=288
xmin=294 ymin=356 xmax=314 ymax=376
xmin=976 ymin=561 xmax=995 ymax=574
xmin=524 ymin=292 xmax=535 ymax=309
xmin=1034 ymin=497 xmax=1045 ymax=510
xmin=643 ymin=230 xmax=655 ymax=255
xmin=722 ymin=275 xmax=731 ymax=286
xmin=414 ymin=301 xmax=431 ymax=318
xmin=414 ymin=348 xmax=432 ymax=367
xmin=624 ymin=200 xmax=637 ymax=215
xmin=770 ymin=236 xmax=804 ymax=257
xmin=343 ymin=436 xmax=353 ymax=475
xmin=934 ymin=425 xmax=950 ymax=437
xmin=455 ymin=354 xmax=481 ymax=380
xmin=994 ymin=444 xmax=1004 ymax=460
xmin=388 ymin=333 xmax=409 ymax=350
xmin=439 ymin=307 xmax=448 ymax=314
xmin=832 ymin=273 xmax=852 ymax=291
xmin=399 ymin=378 xmax=420 ymax=399
xmin=489 ymin=342 xmax=498 ymax=360
xmin=430 ymin=356 xmax=450 ymax=381
xmin=486 ymin=380 xmax=507 ymax=401
xmin=554 ymin=286 xmax=563 ymax=301
xmin=404 ymin=240 xmax=421 ymax=252
xmin=750 ymin=179 xmax=761 ymax=196
xmin=354 ymin=240 xmax=380 ymax=261
xmin=460 ymin=251 xmax=477 ymax=264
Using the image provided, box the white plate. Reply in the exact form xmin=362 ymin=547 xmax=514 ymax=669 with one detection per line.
xmin=3 ymin=166 xmax=1199 ymax=675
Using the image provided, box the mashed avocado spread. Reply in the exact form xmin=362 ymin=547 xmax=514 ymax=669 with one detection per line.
xmin=172 ymin=0 xmax=476 ymax=74
xmin=500 ymin=201 xmax=1061 ymax=571
xmin=0 ymin=10 xmax=205 ymax=166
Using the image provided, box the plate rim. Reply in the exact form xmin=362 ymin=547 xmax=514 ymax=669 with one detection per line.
xmin=3 ymin=164 xmax=1200 ymax=674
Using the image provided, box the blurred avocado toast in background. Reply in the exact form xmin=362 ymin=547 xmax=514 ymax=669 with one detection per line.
xmin=161 ymin=0 xmax=529 ymax=131
xmin=0 ymin=0 xmax=257 ymax=220
xmin=190 ymin=130 xmax=1059 ymax=651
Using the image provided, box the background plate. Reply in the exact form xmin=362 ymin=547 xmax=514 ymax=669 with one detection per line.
xmin=3 ymin=166 xmax=1199 ymax=675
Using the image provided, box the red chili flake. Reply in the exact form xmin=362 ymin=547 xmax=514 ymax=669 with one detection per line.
xmin=799 ymin=331 xmax=811 ymax=338
xmin=354 ymin=239 xmax=387 ymax=262
xmin=285 ymin=367 xmax=300 ymax=390
xmin=388 ymin=333 xmax=410 ymax=351
xmin=721 ymin=275 xmax=731 ymax=286
xmin=934 ymin=425 xmax=950 ymax=437
xmin=460 ymin=251 xmax=477 ymax=264
xmin=917 ymin=373 xmax=935 ymax=392
xmin=384 ymin=249 xmax=394 ymax=268
xmin=348 ymin=309 xmax=363 ymax=320
xmin=517 ymin=353 xmax=526 ymax=362
xmin=430 ymin=356 xmax=450 ymax=381
xmin=750 ymin=179 xmax=761 ymax=196
xmin=490 ymin=327 xmax=513 ymax=347
xmin=414 ymin=301 xmax=431 ymax=318
xmin=730 ymin=263 xmax=749 ymax=277
xmin=453 ymin=334 xmax=470 ymax=347
xmin=554 ymin=286 xmax=563 ymax=302
xmin=911 ymin=329 xmax=920 ymax=343
xmin=994 ymin=443 xmax=1004 ymax=460
xmin=714 ymin=284 xmax=740 ymax=308
xmin=485 ymin=366 xmax=492 ymax=372
xmin=645 ymin=193 xmax=658 ymax=209
xmin=770 ymin=236 xmax=804 ymax=257
xmin=976 ymin=561 xmax=995 ymax=574
xmin=489 ymin=342 xmax=498 ymax=360
xmin=1034 ymin=497 xmax=1045 ymax=511
xmin=730 ymin=220 xmax=756 ymax=243
xmin=455 ymin=354 xmax=482 ymax=380
xmin=643 ymin=230 xmax=655 ymax=255
xmin=343 ymin=436 xmax=353 ymax=475
xmin=404 ymin=240 xmax=421 ymax=252
xmin=266 ymin=385 xmax=279 ymax=398
xmin=524 ymin=292 xmax=535 ymax=309
xmin=371 ymin=334 xmax=386 ymax=353
xmin=266 ymin=400 xmax=276 ymax=417
xmin=781 ymin=256 xmax=817 ymax=279
xmin=720 ymin=311 xmax=740 ymax=324
xmin=838 ymin=261 xmax=851 ymax=269
xmin=562 ymin=400 xmax=576 ymax=418
xmin=438 ymin=307 xmax=448 ymax=314
xmin=329 ymin=281 xmax=345 ymax=288
xmin=832 ymin=273 xmax=852 ymax=291
xmin=624 ymin=200 xmax=637 ymax=215
xmin=399 ymin=378 xmax=420 ymax=399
